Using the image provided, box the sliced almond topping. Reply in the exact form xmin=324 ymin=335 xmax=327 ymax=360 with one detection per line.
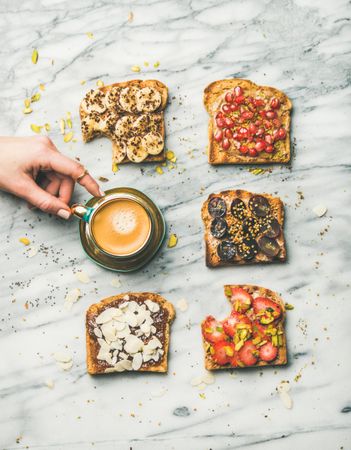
xmin=132 ymin=352 xmax=143 ymax=371
xmin=96 ymin=307 xmax=120 ymax=324
xmin=176 ymin=298 xmax=188 ymax=312
xmin=53 ymin=351 xmax=72 ymax=363
xmin=75 ymin=271 xmax=90 ymax=283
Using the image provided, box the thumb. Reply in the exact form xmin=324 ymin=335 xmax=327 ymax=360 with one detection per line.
xmin=21 ymin=179 xmax=71 ymax=219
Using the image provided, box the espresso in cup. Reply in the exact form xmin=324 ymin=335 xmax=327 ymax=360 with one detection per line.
xmin=91 ymin=199 xmax=151 ymax=256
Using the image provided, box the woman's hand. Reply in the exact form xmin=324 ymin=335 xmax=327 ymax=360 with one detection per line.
xmin=0 ymin=136 xmax=104 ymax=219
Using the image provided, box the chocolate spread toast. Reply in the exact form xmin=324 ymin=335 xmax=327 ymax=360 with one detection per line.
xmin=203 ymin=79 xmax=292 ymax=164
xmin=202 ymin=285 xmax=287 ymax=370
xmin=86 ymin=292 xmax=175 ymax=374
xmin=80 ymin=80 xmax=168 ymax=167
xmin=201 ymin=189 xmax=286 ymax=267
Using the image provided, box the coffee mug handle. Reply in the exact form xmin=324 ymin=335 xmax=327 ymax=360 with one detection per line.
xmin=71 ymin=204 xmax=94 ymax=223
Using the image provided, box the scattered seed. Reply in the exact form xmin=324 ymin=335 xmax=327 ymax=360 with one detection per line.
xmin=23 ymin=107 xmax=33 ymax=114
xmin=285 ymin=303 xmax=294 ymax=310
xmin=96 ymin=79 xmax=104 ymax=87
xmin=131 ymin=65 xmax=141 ymax=72
xmin=155 ymin=166 xmax=163 ymax=175
xmin=31 ymin=93 xmax=41 ymax=102
xmin=86 ymin=32 xmax=94 ymax=39
xmin=167 ymin=234 xmax=178 ymax=248
xmin=154 ymin=61 xmax=160 ymax=68
xmin=112 ymin=163 xmax=119 ymax=172
xmin=59 ymin=119 xmax=65 ymax=134
xmin=66 ymin=118 xmax=73 ymax=129
xmin=44 ymin=123 xmax=51 ymax=132
xmin=63 ymin=132 xmax=73 ymax=143
xmin=24 ymin=98 xmax=31 ymax=108
xmin=80 ymin=80 xmax=86 ymax=85
xmin=19 ymin=237 xmax=30 ymax=246
xmin=98 ymin=176 xmax=109 ymax=182
xmin=144 ymin=61 xmax=149 ymax=67
xmin=39 ymin=84 xmax=45 ymax=91
xmin=30 ymin=124 xmax=42 ymax=134
xmin=31 ymin=49 xmax=38 ymax=64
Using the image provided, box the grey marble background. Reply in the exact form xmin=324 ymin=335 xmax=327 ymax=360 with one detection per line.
xmin=0 ymin=0 xmax=350 ymax=449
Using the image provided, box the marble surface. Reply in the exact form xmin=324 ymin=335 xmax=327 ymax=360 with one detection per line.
xmin=0 ymin=0 xmax=350 ymax=449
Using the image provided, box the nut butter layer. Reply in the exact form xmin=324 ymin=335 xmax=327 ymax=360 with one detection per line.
xmin=202 ymin=189 xmax=286 ymax=267
xmin=80 ymin=80 xmax=168 ymax=167
xmin=86 ymin=292 xmax=175 ymax=374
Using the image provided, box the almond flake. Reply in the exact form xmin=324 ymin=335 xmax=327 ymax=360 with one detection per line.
xmin=191 ymin=376 xmax=203 ymax=387
xmin=279 ymin=390 xmax=293 ymax=409
xmin=57 ymin=360 xmax=73 ymax=371
xmin=63 ymin=132 xmax=73 ymax=143
xmin=167 ymin=233 xmax=178 ymax=248
xmin=45 ymin=379 xmax=55 ymax=389
xmin=44 ymin=123 xmax=51 ymax=131
xmin=65 ymin=288 xmax=81 ymax=305
xmin=110 ymin=277 xmax=121 ymax=288
xmin=54 ymin=351 xmax=72 ymax=363
xmin=93 ymin=327 xmax=103 ymax=338
xmin=19 ymin=237 xmax=30 ymax=246
xmin=27 ymin=246 xmax=38 ymax=258
xmin=151 ymin=388 xmax=167 ymax=397
xmin=202 ymin=372 xmax=215 ymax=385
xmin=176 ymin=298 xmax=188 ymax=312
xmin=127 ymin=11 xmax=134 ymax=22
xmin=132 ymin=352 xmax=143 ymax=370
xmin=96 ymin=307 xmax=120 ymax=324
xmin=75 ymin=271 xmax=90 ymax=283
xmin=31 ymin=49 xmax=38 ymax=64
xmin=312 ymin=204 xmax=327 ymax=217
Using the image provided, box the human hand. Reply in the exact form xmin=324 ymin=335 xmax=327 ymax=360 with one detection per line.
xmin=0 ymin=136 xmax=104 ymax=219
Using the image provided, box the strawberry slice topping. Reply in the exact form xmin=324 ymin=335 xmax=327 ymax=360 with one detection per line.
xmin=253 ymin=297 xmax=281 ymax=324
xmin=229 ymin=287 xmax=253 ymax=312
xmin=259 ymin=341 xmax=278 ymax=362
xmin=252 ymin=321 xmax=271 ymax=341
xmin=202 ymin=316 xmax=227 ymax=343
xmin=212 ymin=341 xmax=235 ymax=365
xmin=222 ymin=312 xmax=251 ymax=337
xmin=238 ymin=340 xmax=258 ymax=366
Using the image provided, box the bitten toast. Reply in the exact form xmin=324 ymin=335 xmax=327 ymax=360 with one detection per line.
xmin=86 ymin=292 xmax=175 ymax=375
xmin=80 ymin=80 xmax=168 ymax=167
xmin=202 ymin=285 xmax=287 ymax=370
xmin=202 ymin=189 xmax=286 ymax=267
xmin=203 ymin=79 xmax=292 ymax=164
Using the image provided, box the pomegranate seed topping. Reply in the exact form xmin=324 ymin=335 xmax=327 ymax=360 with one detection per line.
xmin=239 ymin=145 xmax=249 ymax=154
xmin=214 ymin=130 xmax=223 ymax=142
xmin=263 ymin=120 xmax=272 ymax=129
xmin=232 ymin=132 xmax=239 ymax=140
xmin=259 ymin=110 xmax=266 ymax=118
xmin=235 ymin=95 xmax=245 ymax=104
xmin=265 ymin=145 xmax=274 ymax=153
xmin=265 ymin=110 xmax=276 ymax=119
xmin=277 ymin=128 xmax=287 ymax=139
xmin=236 ymin=133 xmax=244 ymax=141
xmin=265 ymin=134 xmax=273 ymax=144
xmin=272 ymin=118 xmax=281 ymax=128
xmin=248 ymin=148 xmax=258 ymax=157
xmin=230 ymin=103 xmax=239 ymax=112
xmin=216 ymin=117 xmax=225 ymax=128
xmin=222 ymin=104 xmax=231 ymax=114
xmin=215 ymin=111 xmax=224 ymax=119
xmin=255 ymin=120 xmax=262 ymax=127
xmin=225 ymin=129 xmax=233 ymax=139
xmin=222 ymin=138 xmax=230 ymax=150
xmin=234 ymin=86 xmax=243 ymax=96
xmin=248 ymin=123 xmax=257 ymax=134
xmin=241 ymin=111 xmax=254 ymax=120
xmin=225 ymin=117 xmax=235 ymax=128
xmin=256 ymin=127 xmax=264 ymax=136
xmin=272 ymin=130 xmax=279 ymax=141
xmin=255 ymin=140 xmax=266 ymax=152
xmin=239 ymin=127 xmax=248 ymax=136
xmin=270 ymin=97 xmax=280 ymax=109
xmin=253 ymin=98 xmax=265 ymax=107
xmin=225 ymin=92 xmax=234 ymax=103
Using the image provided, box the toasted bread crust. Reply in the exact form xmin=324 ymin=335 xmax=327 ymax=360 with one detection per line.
xmin=80 ymin=79 xmax=168 ymax=164
xmin=202 ymin=285 xmax=287 ymax=370
xmin=86 ymin=292 xmax=175 ymax=375
xmin=203 ymin=79 xmax=292 ymax=165
xmin=201 ymin=189 xmax=286 ymax=267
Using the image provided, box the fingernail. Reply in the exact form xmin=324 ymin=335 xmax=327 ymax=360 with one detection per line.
xmin=99 ymin=188 xmax=105 ymax=197
xmin=58 ymin=209 xmax=71 ymax=220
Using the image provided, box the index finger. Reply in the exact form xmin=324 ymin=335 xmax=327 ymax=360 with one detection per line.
xmin=45 ymin=151 xmax=104 ymax=198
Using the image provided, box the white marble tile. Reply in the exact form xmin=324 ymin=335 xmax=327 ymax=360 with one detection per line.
xmin=0 ymin=0 xmax=350 ymax=449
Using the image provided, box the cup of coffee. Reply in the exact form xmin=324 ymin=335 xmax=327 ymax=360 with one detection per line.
xmin=71 ymin=188 xmax=165 ymax=271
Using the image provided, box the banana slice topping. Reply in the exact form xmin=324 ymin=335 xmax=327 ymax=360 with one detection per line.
xmin=135 ymin=87 xmax=162 ymax=113
xmin=141 ymin=132 xmax=164 ymax=155
xmin=112 ymin=138 xmax=127 ymax=164
xmin=119 ymin=86 xmax=139 ymax=113
xmin=105 ymin=87 xmax=122 ymax=110
xmin=126 ymin=136 xmax=148 ymax=163
xmin=115 ymin=115 xmax=135 ymax=140
xmin=81 ymin=89 xmax=107 ymax=114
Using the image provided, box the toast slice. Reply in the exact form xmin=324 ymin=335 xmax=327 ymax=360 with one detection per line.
xmin=203 ymin=79 xmax=292 ymax=164
xmin=86 ymin=292 xmax=175 ymax=375
xmin=202 ymin=285 xmax=287 ymax=370
xmin=80 ymin=80 xmax=168 ymax=168
xmin=202 ymin=189 xmax=286 ymax=267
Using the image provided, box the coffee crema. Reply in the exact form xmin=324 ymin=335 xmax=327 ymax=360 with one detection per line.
xmin=91 ymin=199 xmax=151 ymax=256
